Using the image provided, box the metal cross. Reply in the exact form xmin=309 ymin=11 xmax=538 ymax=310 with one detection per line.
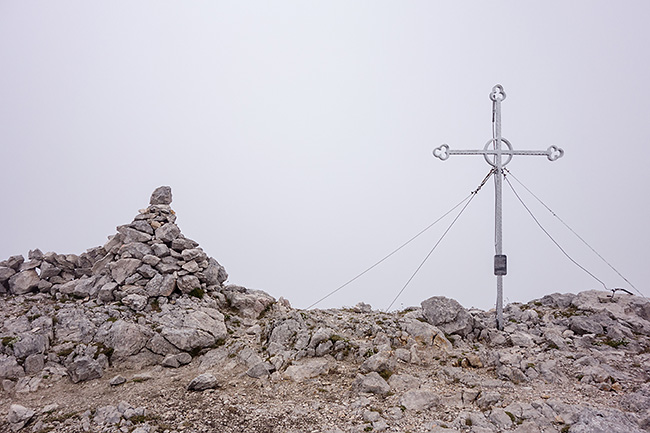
xmin=433 ymin=84 xmax=564 ymax=330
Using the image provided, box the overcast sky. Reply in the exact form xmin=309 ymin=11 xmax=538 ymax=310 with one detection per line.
xmin=1 ymin=1 xmax=648 ymax=311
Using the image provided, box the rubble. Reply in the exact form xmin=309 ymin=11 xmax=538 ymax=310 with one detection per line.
xmin=0 ymin=186 xmax=649 ymax=432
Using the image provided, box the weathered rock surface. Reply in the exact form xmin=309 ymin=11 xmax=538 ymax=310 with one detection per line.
xmin=187 ymin=373 xmax=218 ymax=391
xmin=1 ymin=187 xmax=649 ymax=433
xmin=422 ymin=296 xmax=473 ymax=336
xmin=149 ymin=185 xmax=172 ymax=205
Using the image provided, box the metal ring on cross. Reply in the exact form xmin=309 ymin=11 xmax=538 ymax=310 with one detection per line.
xmin=483 ymin=138 xmax=513 ymax=167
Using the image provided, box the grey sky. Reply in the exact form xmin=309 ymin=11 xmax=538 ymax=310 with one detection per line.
xmin=1 ymin=1 xmax=648 ymax=311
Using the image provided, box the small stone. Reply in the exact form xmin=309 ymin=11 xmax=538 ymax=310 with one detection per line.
xmin=150 ymin=186 xmax=172 ymax=205
xmin=171 ymin=237 xmax=199 ymax=251
xmin=363 ymin=410 xmax=381 ymax=422
xmin=110 ymin=375 xmax=127 ymax=386
xmin=177 ymin=275 xmax=201 ymax=294
xmin=28 ymin=249 xmax=44 ymax=260
xmin=122 ymin=294 xmax=148 ymax=311
xmin=400 ymin=389 xmax=439 ymax=411
xmin=356 ymin=372 xmax=390 ymax=395
xmin=7 ymin=404 xmax=35 ymax=430
xmin=421 ymin=296 xmax=473 ymax=336
xmin=176 ymin=352 xmax=192 ymax=365
xmin=8 ymin=270 xmax=40 ymax=295
xmin=137 ymin=264 xmax=158 ymax=279
xmin=162 ymin=355 xmax=181 ymax=368
xmin=0 ymin=266 xmax=16 ymax=283
xmin=182 ymin=260 xmax=200 ymax=273
xmin=155 ymin=223 xmax=181 ymax=244
xmin=142 ymin=254 xmax=161 ymax=266
xmin=132 ymin=372 xmax=153 ymax=382
xmin=188 ymin=373 xmax=218 ymax=391
xmin=246 ymin=362 xmax=275 ymax=378
xmin=110 ymin=258 xmax=142 ymax=285
xmin=4 ymin=255 xmax=25 ymax=270
xmin=23 ymin=353 xmax=44 ymax=375
xmin=466 ymin=353 xmax=483 ymax=368
xmin=151 ymin=243 xmax=169 ymax=257
xmin=67 ymin=356 xmax=103 ymax=383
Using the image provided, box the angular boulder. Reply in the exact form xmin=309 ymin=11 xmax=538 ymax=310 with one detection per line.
xmin=150 ymin=186 xmax=172 ymax=205
xmin=421 ymin=296 xmax=473 ymax=336
xmin=67 ymin=355 xmax=103 ymax=383
xmin=356 ymin=372 xmax=391 ymax=395
xmin=7 ymin=404 xmax=35 ymax=431
xmin=106 ymin=320 xmax=151 ymax=361
xmin=224 ymin=287 xmax=275 ymax=319
xmin=8 ymin=270 xmax=40 ymax=295
xmin=400 ymin=389 xmax=440 ymax=411
xmin=187 ymin=373 xmax=218 ymax=391
xmin=283 ymin=358 xmax=332 ymax=381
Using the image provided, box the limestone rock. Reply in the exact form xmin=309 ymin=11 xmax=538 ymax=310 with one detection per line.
xmin=187 ymin=373 xmax=218 ymax=391
xmin=246 ymin=362 xmax=275 ymax=378
xmin=162 ymin=352 xmax=192 ymax=368
xmin=570 ymin=407 xmax=645 ymax=433
xmin=110 ymin=258 xmax=142 ymax=285
xmin=204 ymin=258 xmax=228 ymax=286
xmin=150 ymin=186 xmax=172 ymax=205
xmin=176 ymin=275 xmax=201 ymax=294
xmin=360 ymin=352 xmax=396 ymax=374
xmin=400 ymin=389 xmax=440 ymax=411
xmin=122 ymin=293 xmax=148 ymax=311
xmin=284 ymin=358 xmax=332 ymax=381
xmin=7 ymin=404 xmax=35 ymax=431
xmin=67 ymin=355 xmax=103 ymax=383
xmin=0 ymin=266 xmax=16 ymax=283
xmin=8 ymin=270 xmax=40 ymax=295
xmin=0 ymin=356 xmax=24 ymax=380
xmin=570 ymin=316 xmax=604 ymax=335
xmin=356 ymin=372 xmax=390 ymax=395
xmin=155 ymin=223 xmax=181 ymax=244
xmin=158 ymin=310 xmax=226 ymax=352
xmin=224 ymin=286 xmax=275 ymax=319
xmin=11 ymin=333 xmax=49 ymax=359
xmin=110 ymin=375 xmax=126 ymax=386
xmin=421 ymin=296 xmax=473 ymax=336
xmin=107 ymin=320 xmax=152 ymax=361
xmin=3 ymin=255 xmax=24 ymax=270
xmin=402 ymin=318 xmax=440 ymax=345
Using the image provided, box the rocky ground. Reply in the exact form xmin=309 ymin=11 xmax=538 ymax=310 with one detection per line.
xmin=1 ymin=187 xmax=649 ymax=433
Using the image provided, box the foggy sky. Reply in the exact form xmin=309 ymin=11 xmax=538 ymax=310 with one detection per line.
xmin=1 ymin=1 xmax=648 ymax=311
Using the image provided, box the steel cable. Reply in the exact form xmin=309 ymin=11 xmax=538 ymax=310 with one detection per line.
xmin=385 ymin=189 xmax=480 ymax=311
xmin=503 ymin=174 xmax=609 ymax=290
xmin=307 ymin=171 xmax=494 ymax=310
xmin=306 ymin=195 xmax=472 ymax=310
xmin=505 ymin=169 xmax=644 ymax=298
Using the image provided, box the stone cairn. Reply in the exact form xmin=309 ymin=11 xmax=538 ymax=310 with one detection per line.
xmin=0 ymin=186 xmax=276 ymax=385
xmin=0 ymin=186 xmax=228 ymax=302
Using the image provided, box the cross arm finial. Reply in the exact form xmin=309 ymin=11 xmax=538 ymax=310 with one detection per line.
xmin=489 ymin=84 xmax=506 ymax=102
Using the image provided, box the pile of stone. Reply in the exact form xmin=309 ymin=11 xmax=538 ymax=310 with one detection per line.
xmin=7 ymin=401 xmax=150 ymax=432
xmin=0 ymin=186 xmax=228 ymax=302
xmin=0 ymin=187 xmax=276 ymax=391
xmin=1 ymin=186 xmax=650 ymax=432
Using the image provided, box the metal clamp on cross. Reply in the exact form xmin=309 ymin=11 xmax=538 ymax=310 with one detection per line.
xmin=433 ymin=84 xmax=564 ymax=330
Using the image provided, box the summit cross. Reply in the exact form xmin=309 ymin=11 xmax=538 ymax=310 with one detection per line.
xmin=433 ymin=84 xmax=564 ymax=330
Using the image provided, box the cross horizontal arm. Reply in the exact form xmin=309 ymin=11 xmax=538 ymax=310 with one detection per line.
xmin=433 ymin=144 xmax=564 ymax=163
xmin=448 ymin=149 xmax=549 ymax=156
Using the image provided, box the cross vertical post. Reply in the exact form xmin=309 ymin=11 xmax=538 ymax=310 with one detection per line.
xmin=433 ymin=85 xmax=564 ymax=330
xmin=492 ymin=86 xmax=506 ymax=332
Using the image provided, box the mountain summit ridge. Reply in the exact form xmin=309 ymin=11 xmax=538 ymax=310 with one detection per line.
xmin=1 ymin=187 xmax=649 ymax=432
